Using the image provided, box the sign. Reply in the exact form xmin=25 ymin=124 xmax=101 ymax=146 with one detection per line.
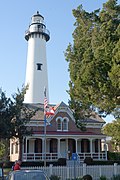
xmin=72 ymin=153 xmax=77 ymax=161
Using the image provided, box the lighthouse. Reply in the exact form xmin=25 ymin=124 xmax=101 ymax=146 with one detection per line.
xmin=24 ymin=11 xmax=50 ymax=104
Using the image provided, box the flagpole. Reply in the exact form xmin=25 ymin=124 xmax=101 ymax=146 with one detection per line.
xmin=44 ymin=113 xmax=46 ymax=167
xmin=44 ymin=87 xmax=47 ymax=167
xmin=43 ymin=87 xmax=55 ymax=166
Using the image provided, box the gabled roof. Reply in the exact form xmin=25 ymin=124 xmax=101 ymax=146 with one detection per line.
xmin=24 ymin=103 xmax=44 ymax=120
xmin=24 ymin=102 xmax=105 ymax=124
xmin=90 ymin=112 xmax=105 ymax=123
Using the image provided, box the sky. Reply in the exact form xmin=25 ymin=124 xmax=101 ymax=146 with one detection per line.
xmin=0 ymin=0 xmax=119 ymax=123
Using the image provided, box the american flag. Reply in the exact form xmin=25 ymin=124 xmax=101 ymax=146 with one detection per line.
xmin=44 ymin=96 xmax=48 ymax=110
xmin=44 ymin=87 xmax=48 ymax=114
xmin=44 ymin=87 xmax=55 ymax=116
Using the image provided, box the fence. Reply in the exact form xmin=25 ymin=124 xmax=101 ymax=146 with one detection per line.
xmin=22 ymin=163 xmax=120 ymax=180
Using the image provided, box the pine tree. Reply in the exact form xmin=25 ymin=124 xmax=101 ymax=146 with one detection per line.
xmin=65 ymin=0 xmax=120 ymax=126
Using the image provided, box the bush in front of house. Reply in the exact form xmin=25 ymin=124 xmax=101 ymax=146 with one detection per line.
xmin=50 ymin=175 xmax=61 ymax=180
xmin=111 ymin=174 xmax=120 ymax=180
xmin=21 ymin=161 xmax=44 ymax=167
xmin=57 ymin=158 xmax=66 ymax=166
xmin=66 ymin=178 xmax=82 ymax=180
xmin=84 ymin=157 xmax=93 ymax=165
xmin=82 ymin=174 xmax=92 ymax=180
xmin=84 ymin=159 xmax=120 ymax=166
xmin=2 ymin=161 xmax=14 ymax=168
xmin=107 ymin=151 xmax=120 ymax=161
xmin=100 ymin=175 xmax=107 ymax=180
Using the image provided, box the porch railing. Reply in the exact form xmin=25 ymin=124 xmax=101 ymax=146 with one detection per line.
xmin=77 ymin=151 xmax=107 ymax=161
xmin=22 ymin=153 xmax=59 ymax=161
xmin=22 ymin=151 xmax=107 ymax=161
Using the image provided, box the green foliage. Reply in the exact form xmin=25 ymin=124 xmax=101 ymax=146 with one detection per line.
xmin=107 ymin=151 xmax=120 ymax=160
xmin=0 ymin=139 xmax=9 ymax=161
xmin=50 ymin=175 xmax=61 ymax=180
xmin=111 ymin=174 xmax=120 ymax=180
xmin=65 ymin=0 xmax=120 ymax=125
xmin=100 ymin=176 xmax=107 ymax=180
xmin=0 ymin=86 xmax=36 ymax=140
xmin=66 ymin=178 xmax=82 ymax=180
xmin=87 ymin=160 xmax=120 ymax=165
xmin=0 ymin=86 xmax=36 ymax=160
xmin=0 ymin=141 xmax=5 ymax=159
xmin=82 ymin=174 xmax=92 ymax=180
xmin=0 ymin=89 xmax=14 ymax=139
xmin=102 ymin=120 xmax=120 ymax=151
xmin=57 ymin=158 xmax=66 ymax=166
xmin=11 ymin=86 xmax=36 ymax=139
xmin=84 ymin=157 xmax=93 ymax=165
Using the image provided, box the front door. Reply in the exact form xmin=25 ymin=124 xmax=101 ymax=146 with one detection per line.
xmin=60 ymin=140 xmax=66 ymax=158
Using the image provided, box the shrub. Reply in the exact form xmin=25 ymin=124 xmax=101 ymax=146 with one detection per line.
xmin=66 ymin=178 xmax=82 ymax=180
xmin=82 ymin=174 xmax=92 ymax=180
xmin=107 ymin=151 xmax=120 ymax=161
xmin=111 ymin=174 xmax=120 ymax=180
xmin=100 ymin=176 xmax=107 ymax=180
xmin=84 ymin=157 xmax=93 ymax=165
xmin=57 ymin=158 xmax=66 ymax=166
xmin=50 ymin=175 xmax=61 ymax=180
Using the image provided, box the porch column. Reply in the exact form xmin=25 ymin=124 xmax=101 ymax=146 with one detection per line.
xmin=22 ymin=137 xmax=25 ymax=155
xmin=98 ymin=139 xmax=101 ymax=160
xmin=104 ymin=138 xmax=107 ymax=160
xmin=66 ymin=139 xmax=68 ymax=159
xmin=57 ymin=138 xmax=60 ymax=158
xmin=90 ymin=139 xmax=93 ymax=158
xmin=79 ymin=140 xmax=81 ymax=153
xmin=75 ymin=139 xmax=78 ymax=153
xmin=25 ymin=137 xmax=28 ymax=153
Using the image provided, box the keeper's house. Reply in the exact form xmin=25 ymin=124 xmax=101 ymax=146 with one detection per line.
xmin=10 ymin=102 xmax=107 ymax=162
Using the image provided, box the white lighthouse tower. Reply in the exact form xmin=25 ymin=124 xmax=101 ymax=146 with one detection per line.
xmin=24 ymin=11 xmax=50 ymax=104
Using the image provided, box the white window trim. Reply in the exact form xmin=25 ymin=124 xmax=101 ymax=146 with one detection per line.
xmin=56 ymin=117 xmax=62 ymax=131
xmin=63 ymin=117 xmax=69 ymax=131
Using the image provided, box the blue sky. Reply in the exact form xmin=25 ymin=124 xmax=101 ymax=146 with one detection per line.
xmin=0 ymin=0 xmax=119 ymax=123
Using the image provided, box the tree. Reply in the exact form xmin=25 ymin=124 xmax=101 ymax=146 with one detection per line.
xmin=0 ymin=89 xmax=14 ymax=139
xmin=0 ymin=140 xmax=6 ymax=160
xmin=103 ymin=120 xmax=120 ymax=151
xmin=65 ymin=0 xmax=120 ymax=125
xmin=0 ymin=87 xmax=36 ymax=160
xmin=10 ymin=87 xmax=36 ymax=159
xmin=0 ymin=139 xmax=9 ymax=161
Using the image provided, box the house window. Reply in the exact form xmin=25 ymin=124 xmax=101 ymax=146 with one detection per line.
xmin=56 ymin=117 xmax=62 ymax=131
xmin=36 ymin=63 xmax=43 ymax=70
xmin=56 ymin=117 xmax=69 ymax=131
xmin=63 ymin=118 xmax=68 ymax=131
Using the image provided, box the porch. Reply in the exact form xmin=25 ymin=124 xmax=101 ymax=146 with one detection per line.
xmin=22 ymin=136 xmax=107 ymax=162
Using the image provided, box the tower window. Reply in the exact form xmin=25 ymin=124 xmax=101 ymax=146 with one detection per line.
xmin=37 ymin=63 xmax=43 ymax=70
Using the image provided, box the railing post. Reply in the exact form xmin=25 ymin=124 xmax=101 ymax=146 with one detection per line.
xmin=49 ymin=164 xmax=53 ymax=176
xmin=114 ymin=163 xmax=118 ymax=176
xmin=83 ymin=163 xmax=86 ymax=176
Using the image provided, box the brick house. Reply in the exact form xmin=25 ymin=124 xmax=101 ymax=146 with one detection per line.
xmin=10 ymin=101 xmax=107 ymax=162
